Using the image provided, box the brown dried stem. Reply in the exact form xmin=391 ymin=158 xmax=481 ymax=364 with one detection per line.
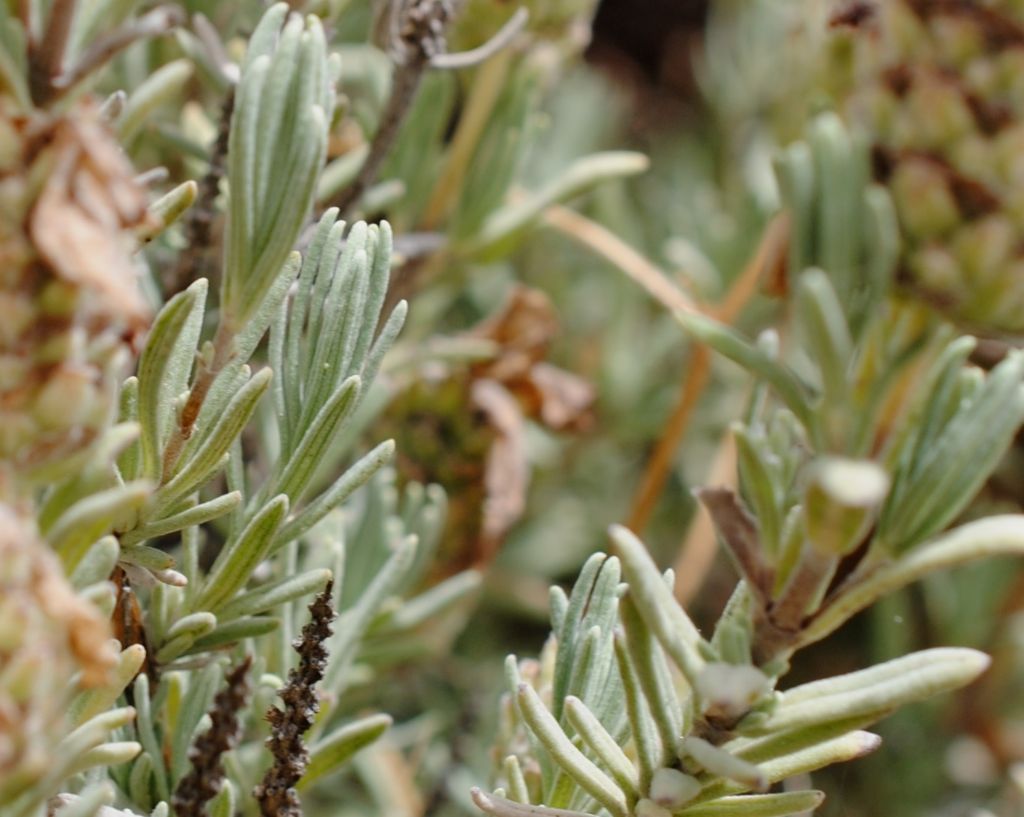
xmin=695 ymin=487 xmax=772 ymax=603
xmin=160 ymin=321 xmax=235 ymax=482
xmin=29 ymin=0 xmax=77 ymax=106
xmin=254 ymin=582 xmax=336 ymax=817
xmin=624 ymin=213 xmax=787 ymax=535
xmin=171 ymin=656 xmax=253 ymax=817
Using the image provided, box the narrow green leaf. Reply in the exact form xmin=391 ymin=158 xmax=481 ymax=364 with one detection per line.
xmin=620 ymin=594 xmax=683 ymax=759
xmin=187 ymin=616 xmax=279 ymax=654
xmin=68 ymin=536 xmax=120 ymax=590
xmin=385 ymin=569 xmax=482 ymax=631
xmin=471 ymin=788 xmax=597 ymax=817
xmin=675 ymin=313 xmax=816 ymax=440
xmin=233 ymin=252 xmax=302 ymax=367
xmin=119 ymin=545 xmax=176 ymax=571
xmin=156 ymin=368 xmax=271 ymax=509
xmin=516 ymin=684 xmax=629 ymax=817
xmin=802 ymin=515 xmax=1024 ymax=647
xmin=795 ymin=269 xmax=852 ymax=411
xmin=59 ymin=706 xmax=138 ymax=759
xmin=472 ymin=151 xmax=649 ymax=253
xmin=50 ymin=481 xmax=151 ymax=571
xmin=810 ymin=113 xmax=863 ymax=286
xmin=302 ymin=713 xmax=393 ymax=788
xmin=563 ymin=696 xmax=639 ymax=800
xmin=752 ymin=648 xmax=989 ymax=734
xmin=118 ymin=59 xmax=193 ymax=143
xmin=170 ymin=663 xmax=222 ymax=782
xmin=682 ymin=737 xmax=765 ymax=792
xmin=197 ymin=494 xmax=289 ymax=611
xmin=121 ymin=491 xmax=242 ymax=547
xmin=504 ymin=755 xmax=531 ymax=805
xmin=734 ymin=427 xmax=781 ymax=560
xmin=118 ymin=377 xmax=141 ymax=481
xmin=614 ymin=633 xmax=658 ymax=794
xmin=679 ymin=791 xmax=824 ymax=816
xmin=552 ymin=553 xmax=612 ymax=718
xmin=699 ymin=732 xmax=879 ymax=803
xmin=610 ymin=525 xmax=706 ymax=684
xmin=274 ymin=377 xmax=361 ymax=504
xmin=276 ymin=439 xmax=395 ymax=547
xmin=325 ymin=535 xmax=418 ymax=690
xmin=219 ymin=568 xmax=332 ymax=620
xmin=139 ymin=181 xmax=198 ymax=243
xmin=774 ymin=141 xmax=815 ymax=277
xmin=164 ymin=612 xmax=218 ymax=642
xmin=67 ymin=742 xmax=141 ymax=776
xmin=69 ymin=644 xmax=147 ymax=727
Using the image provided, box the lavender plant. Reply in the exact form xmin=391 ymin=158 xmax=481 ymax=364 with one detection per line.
xmin=1 ymin=1 xmax=1024 ymax=817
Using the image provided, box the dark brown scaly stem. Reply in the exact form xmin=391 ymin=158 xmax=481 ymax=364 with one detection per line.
xmin=171 ymin=656 xmax=252 ymax=817
xmin=164 ymin=89 xmax=236 ymax=296
xmin=254 ymin=582 xmax=336 ymax=817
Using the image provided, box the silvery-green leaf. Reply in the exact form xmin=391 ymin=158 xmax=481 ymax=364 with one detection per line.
xmin=301 ymin=713 xmax=393 ymax=788
xmin=50 ymin=481 xmax=151 ymax=571
xmin=69 ymin=644 xmax=147 ymax=727
xmin=276 ymin=439 xmax=395 ymax=547
xmin=69 ymin=536 xmax=120 ymax=590
xmin=471 ymin=788 xmax=598 ymax=817
xmin=516 ymin=683 xmax=629 ymax=817
xmin=219 ymin=568 xmax=332 ymax=620
xmin=803 ymin=515 xmax=1024 ymax=647
xmin=794 ymin=269 xmax=851 ymax=414
xmin=610 ymin=525 xmax=706 ymax=684
xmin=118 ymin=59 xmax=193 ymax=143
xmin=155 ymin=368 xmax=271 ymax=509
xmin=677 ymin=791 xmax=824 ymax=816
xmin=139 ymin=180 xmax=197 ymax=243
xmin=67 ymin=742 xmax=141 ymax=776
xmin=471 ymin=151 xmax=649 ymax=255
xmin=563 ymin=696 xmax=638 ymax=800
xmin=187 ymin=616 xmax=280 ymax=654
xmin=169 ymin=662 xmax=222 ymax=783
xmin=674 ymin=313 xmax=817 ymax=442
xmin=122 ymin=491 xmax=241 ymax=547
xmin=197 ymin=495 xmax=289 ymax=611
xmin=699 ymin=731 xmax=880 ymax=802
xmin=749 ymin=648 xmax=989 ymax=735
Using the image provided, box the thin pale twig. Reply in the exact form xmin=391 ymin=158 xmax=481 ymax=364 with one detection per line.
xmin=332 ymin=0 xmax=456 ymax=215
xmin=542 ymin=204 xmax=698 ymax=315
xmin=55 ymin=6 xmax=184 ymax=92
xmin=430 ymin=8 xmax=528 ymax=69
xmin=334 ymin=2 xmax=526 ymax=216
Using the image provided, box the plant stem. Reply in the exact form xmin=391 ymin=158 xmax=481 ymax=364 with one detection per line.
xmin=164 ymin=89 xmax=236 ymax=296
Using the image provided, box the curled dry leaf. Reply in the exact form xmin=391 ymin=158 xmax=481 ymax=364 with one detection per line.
xmin=376 ymin=286 xmax=595 ymax=576
xmin=0 ymin=504 xmax=117 ymax=801
xmin=28 ymin=101 xmax=152 ymax=326
xmin=0 ymin=98 xmax=152 ymax=476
